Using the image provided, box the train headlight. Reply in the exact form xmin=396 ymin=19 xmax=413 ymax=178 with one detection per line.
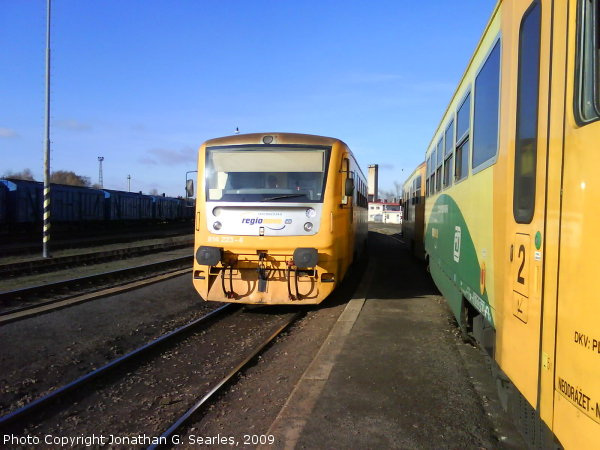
xmin=213 ymin=221 xmax=222 ymax=230
xmin=305 ymin=208 xmax=316 ymax=218
xmin=304 ymin=222 xmax=313 ymax=232
xmin=196 ymin=246 xmax=222 ymax=266
xmin=293 ymin=248 xmax=318 ymax=268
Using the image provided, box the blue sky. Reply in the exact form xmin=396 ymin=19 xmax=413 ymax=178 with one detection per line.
xmin=0 ymin=0 xmax=496 ymax=197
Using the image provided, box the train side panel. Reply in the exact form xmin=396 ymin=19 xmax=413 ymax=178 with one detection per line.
xmin=421 ymin=0 xmax=600 ymax=447
xmin=104 ymin=190 xmax=154 ymax=221
xmin=1 ymin=179 xmax=42 ymax=224
xmin=0 ymin=182 xmax=8 ymax=227
xmin=51 ymin=184 xmax=105 ymax=222
xmin=550 ymin=0 xmax=600 ymax=444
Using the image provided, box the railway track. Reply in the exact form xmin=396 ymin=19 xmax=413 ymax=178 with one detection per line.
xmin=0 ymin=256 xmax=193 ymax=322
xmin=0 ymin=239 xmax=193 ymax=278
xmin=0 ymin=304 xmax=236 ymax=430
xmin=150 ymin=311 xmax=303 ymax=449
xmin=0 ymin=223 xmax=193 ymax=257
xmin=0 ymin=304 xmax=303 ymax=444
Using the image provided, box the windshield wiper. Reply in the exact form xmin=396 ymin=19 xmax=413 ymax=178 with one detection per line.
xmin=261 ymin=194 xmax=306 ymax=202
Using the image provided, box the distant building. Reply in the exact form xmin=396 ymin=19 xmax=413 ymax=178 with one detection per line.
xmin=368 ymin=201 xmax=402 ymax=224
xmin=368 ymin=164 xmax=378 ymax=202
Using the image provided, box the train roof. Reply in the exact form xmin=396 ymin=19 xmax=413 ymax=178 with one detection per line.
xmin=403 ymin=161 xmax=426 ymax=189
xmin=203 ymin=132 xmax=345 ymax=148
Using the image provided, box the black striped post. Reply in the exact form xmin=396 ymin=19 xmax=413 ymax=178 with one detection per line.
xmin=42 ymin=0 xmax=51 ymax=258
xmin=42 ymin=182 xmax=50 ymax=257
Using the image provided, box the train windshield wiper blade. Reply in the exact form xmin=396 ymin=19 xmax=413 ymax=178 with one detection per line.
xmin=261 ymin=194 xmax=306 ymax=202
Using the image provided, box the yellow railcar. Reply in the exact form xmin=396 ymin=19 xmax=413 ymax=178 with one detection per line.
xmin=401 ymin=162 xmax=426 ymax=259
xmin=415 ymin=0 xmax=600 ymax=447
xmin=191 ymin=133 xmax=368 ymax=305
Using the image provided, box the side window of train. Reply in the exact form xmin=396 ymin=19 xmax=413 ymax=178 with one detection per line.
xmin=342 ymin=158 xmax=350 ymax=205
xmin=514 ymin=1 xmax=541 ymax=223
xmin=443 ymin=120 xmax=454 ymax=188
xmin=429 ymin=151 xmax=435 ymax=196
xmin=436 ymin=139 xmax=443 ymax=192
xmin=472 ymin=38 xmax=501 ymax=172
xmin=455 ymin=92 xmax=471 ymax=181
xmin=426 ymin=156 xmax=431 ymax=196
xmin=575 ymin=0 xmax=600 ymax=123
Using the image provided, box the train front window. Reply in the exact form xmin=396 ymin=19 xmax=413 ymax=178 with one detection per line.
xmin=205 ymin=146 xmax=329 ymax=202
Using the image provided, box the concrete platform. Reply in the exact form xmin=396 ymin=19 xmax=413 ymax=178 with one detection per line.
xmin=266 ymin=227 xmax=523 ymax=449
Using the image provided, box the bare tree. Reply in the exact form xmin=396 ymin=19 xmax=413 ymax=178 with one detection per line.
xmin=149 ymin=188 xmax=160 ymax=196
xmin=50 ymin=170 xmax=91 ymax=187
xmin=3 ymin=168 xmax=36 ymax=181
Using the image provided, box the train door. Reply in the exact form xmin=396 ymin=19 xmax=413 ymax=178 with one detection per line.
xmin=551 ymin=0 xmax=600 ymax=445
xmin=501 ymin=0 xmax=551 ymax=410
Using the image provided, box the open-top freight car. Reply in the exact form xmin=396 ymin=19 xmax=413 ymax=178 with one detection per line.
xmin=0 ymin=179 xmax=105 ymax=226
xmin=102 ymin=190 xmax=153 ymax=221
xmin=0 ymin=179 xmax=192 ymax=231
xmin=0 ymin=182 xmax=7 ymax=228
xmin=151 ymin=195 xmax=185 ymax=221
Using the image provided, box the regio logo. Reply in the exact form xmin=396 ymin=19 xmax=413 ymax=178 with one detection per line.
xmin=453 ymin=226 xmax=461 ymax=262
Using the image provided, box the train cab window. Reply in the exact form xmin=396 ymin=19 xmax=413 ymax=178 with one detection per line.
xmin=435 ymin=139 xmax=443 ymax=192
xmin=416 ymin=175 xmax=422 ymax=203
xmin=455 ymin=92 xmax=471 ymax=181
xmin=443 ymin=120 xmax=454 ymax=188
xmin=575 ymin=0 xmax=600 ymax=123
xmin=514 ymin=1 xmax=541 ymax=224
xmin=206 ymin=146 xmax=329 ymax=203
xmin=472 ymin=39 xmax=501 ymax=172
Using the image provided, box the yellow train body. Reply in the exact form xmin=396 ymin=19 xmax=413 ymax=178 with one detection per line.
xmin=413 ymin=1 xmax=600 ymax=447
xmin=192 ymin=133 xmax=367 ymax=305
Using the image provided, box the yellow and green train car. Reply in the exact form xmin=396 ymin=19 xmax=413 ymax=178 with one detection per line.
xmin=191 ymin=133 xmax=368 ymax=305
xmin=418 ymin=0 xmax=600 ymax=447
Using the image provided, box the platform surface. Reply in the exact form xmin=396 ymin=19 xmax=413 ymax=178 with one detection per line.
xmin=266 ymin=225 xmax=522 ymax=449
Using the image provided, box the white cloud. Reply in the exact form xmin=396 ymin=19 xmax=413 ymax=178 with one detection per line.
xmin=55 ymin=119 xmax=92 ymax=131
xmin=0 ymin=127 xmax=19 ymax=138
xmin=139 ymin=147 xmax=197 ymax=166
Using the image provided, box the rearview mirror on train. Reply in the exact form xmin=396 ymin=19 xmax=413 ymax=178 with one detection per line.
xmin=186 ymin=179 xmax=194 ymax=197
xmin=345 ymin=178 xmax=355 ymax=196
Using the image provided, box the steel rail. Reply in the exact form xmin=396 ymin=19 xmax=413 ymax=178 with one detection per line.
xmin=0 ymin=303 xmax=236 ymax=429
xmin=0 ymin=256 xmax=193 ymax=302
xmin=0 ymin=240 xmax=193 ymax=277
xmin=0 ymin=225 xmax=192 ymax=257
xmin=148 ymin=311 xmax=303 ymax=450
xmin=0 ymin=268 xmax=191 ymax=325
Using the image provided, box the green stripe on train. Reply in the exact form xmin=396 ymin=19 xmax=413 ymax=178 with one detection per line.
xmin=425 ymin=194 xmax=494 ymax=328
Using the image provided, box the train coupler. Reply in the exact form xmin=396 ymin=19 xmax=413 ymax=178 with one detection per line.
xmin=221 ymin=264 xmax=236 ymax=299
xmin=286 ymin=260 xmax=300 ymax=301
xmin=257 ymin=252 xmax=270 ymax=293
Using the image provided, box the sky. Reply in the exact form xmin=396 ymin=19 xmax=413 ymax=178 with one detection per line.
xmin=0 ymin=0 xmax=497 ymax=198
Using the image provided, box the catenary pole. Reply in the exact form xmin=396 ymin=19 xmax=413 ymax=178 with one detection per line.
xmin=42 ymin=0 xmax=52 ymax=258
